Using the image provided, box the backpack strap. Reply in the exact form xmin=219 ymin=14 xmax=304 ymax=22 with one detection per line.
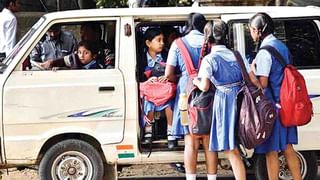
xmin=259 ymin=45 xmax=287 ymax=67
xmin=176 ymin=38 xmax=197 ymax=76
xmin=233 ymin=51 xmax=251 ymax=84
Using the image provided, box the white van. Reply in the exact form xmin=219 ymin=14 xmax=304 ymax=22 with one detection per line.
xmin=0 ymin=6 xmax=319 ymax=180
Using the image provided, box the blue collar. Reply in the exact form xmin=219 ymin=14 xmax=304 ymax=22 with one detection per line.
xmin=83 ymin=60 xmax=97 ymax=69
xmin=147 ymin=53 xmax=163 ymax=67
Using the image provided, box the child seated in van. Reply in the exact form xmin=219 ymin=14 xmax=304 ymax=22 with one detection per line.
xmin=140 ymin=28 xmax=176 ymax=148
xmin=40 ymin=40 xmax=101 ymax=69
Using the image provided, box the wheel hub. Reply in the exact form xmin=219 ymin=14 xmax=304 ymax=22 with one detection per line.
xmin=52 ymin=151 xmax=93 ymax=180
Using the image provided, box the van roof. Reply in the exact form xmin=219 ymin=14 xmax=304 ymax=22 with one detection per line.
xmin=43 ymin=6 xmax=320 ymax=21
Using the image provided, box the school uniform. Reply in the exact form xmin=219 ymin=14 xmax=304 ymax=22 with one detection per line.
xmin=63 ymin=53 xmax=101 ymax=69
xmin=254 ymin=34 xmax=298 ymax=153
xmin=142 ymin=53 xmax=173 ymax=126
xmin=166 ymin=30 xmax=203 ymax=136
xmin=199 ymin=45 xmax=249 ymax=151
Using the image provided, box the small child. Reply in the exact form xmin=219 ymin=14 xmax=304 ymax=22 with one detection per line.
xmin=41 ymin=40 xmax=101 ymax=69
xmin=141 ymin=27 xmax=176 ymax=148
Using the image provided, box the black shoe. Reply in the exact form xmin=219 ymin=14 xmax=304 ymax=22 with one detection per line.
xmin=170 ymin=163 xmax=185 ymax=173
xmin=143 ymin=132 xmax=152 ymax=144
xmin=168 ymin=139 xmax=177 ymax=149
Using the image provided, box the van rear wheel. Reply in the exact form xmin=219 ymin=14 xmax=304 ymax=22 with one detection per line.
xmin=39 ymin=139 xmax=104 ymax=180
xmin=254 ymin=151 xmax=318 ymax=180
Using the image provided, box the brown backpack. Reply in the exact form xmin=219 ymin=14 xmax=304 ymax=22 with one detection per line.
xmin=234 ymin=51 xmax=277 ymax=149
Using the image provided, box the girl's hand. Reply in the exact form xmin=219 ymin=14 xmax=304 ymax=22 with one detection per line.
xmin=158 ymin=76 xmax=168 ymax=82
xmin=192 ymin=78 xmax=200 ymax=87
xmin=147 ymin=76 xmax=158 ymax=82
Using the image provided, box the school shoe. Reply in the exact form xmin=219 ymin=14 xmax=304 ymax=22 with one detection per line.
xmin=144 ymin=124 xmax=153 ymax=144
xmin=144 ymin=132 xmax=153 ymax=144
xmin=167 ymin=135 xmax=177 ymax=149
xmin=170 ymin=163 xmax=185 ymax=173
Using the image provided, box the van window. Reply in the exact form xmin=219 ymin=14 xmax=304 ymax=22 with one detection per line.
xmin=23 ymin=20 xmax=116 ymax=71
xmin=230 ymin=18 xmax=320 ymax=69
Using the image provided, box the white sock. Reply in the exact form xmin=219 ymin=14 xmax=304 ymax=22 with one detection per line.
xmin=167 ymin=125 xmax=172 ymax=134
xmin=207 ymin=174 xmax=217 ymax=180
xmin=186 ymin=173 xmax=196 ymax=180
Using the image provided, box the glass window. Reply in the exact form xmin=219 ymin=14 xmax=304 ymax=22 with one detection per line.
xmin=24 ymin=20 xmax=116 ymax=71
xmin=230 ymin=18 xmax=320 ymax=69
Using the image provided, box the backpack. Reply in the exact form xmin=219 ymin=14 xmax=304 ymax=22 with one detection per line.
xmin=234 ymin=51 xmax=277 ymax=149
xmin=139 ymin=80 xmax=176 ymax=106
xmin=175 ymin=38 xmax=215 ymax=136
xmin=260 ymin=45 xmax=313 ymax=127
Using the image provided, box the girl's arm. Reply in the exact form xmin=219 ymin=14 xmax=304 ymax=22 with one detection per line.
xmin=249 ymin=71 xmax=264 ymax=89
xmin=164 ymin=64 xmax=177 ymax=82
xmin=193 ymin=77 xmax=211 ymax=92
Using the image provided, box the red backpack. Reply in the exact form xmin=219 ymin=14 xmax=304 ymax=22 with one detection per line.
xmin=260 ymin=45 xmax=313 ymax=127
xmin=176 ymin=38 xmax=215 ymax=136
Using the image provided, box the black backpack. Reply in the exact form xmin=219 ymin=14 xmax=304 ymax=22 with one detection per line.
xmin=176 ymin=38 xmax=215 ymax=136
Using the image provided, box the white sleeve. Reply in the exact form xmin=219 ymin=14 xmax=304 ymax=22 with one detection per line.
xmin=255 ymin=49 xmax=272 ymax=77
xmin=6 ymin=17 xmax=17 ymax=54
xmin=198 ymin=55 xmax=217 ymax=79
xmin=166 ymin=41 xmax=178 ymax=67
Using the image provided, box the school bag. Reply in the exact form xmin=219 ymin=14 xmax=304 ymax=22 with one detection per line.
xmin=234 ymin=51 xmax=277 ymax=149
xmin=139 ymin=80 xmax=176 ymax=106
xmin=260 ymin=45 xmax=313 ymax=127
xmin=175 ymin=38 xmax=215 ymax=136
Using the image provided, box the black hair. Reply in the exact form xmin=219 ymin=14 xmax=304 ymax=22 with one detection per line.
xmin=183 ymin=12 xmax=207 ymax=35
xmin=203 ymin=19 xmax=227 ymax=45
xmin=78 ymin=40 xmax=98 ymax=55
xmin=48 ymin=24 xmax=61 ymax=31
xmin=144 ymin=27 xmax=162 ymax=41
xmin=143 ymin=27 xmax=163 ymax=49
xmin=249 ymin=12 xmax=274 ymax=36
xmin=3 ymin=0 xmax=17 ymax=8
xmin=81 ymin=22 xmax=102 ymax=38
xmin=212 ymin=19 xmax=227 ymax=45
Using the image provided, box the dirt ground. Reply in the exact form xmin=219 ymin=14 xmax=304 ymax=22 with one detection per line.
xmin=0 ymin=163 xmax=232 ymax=179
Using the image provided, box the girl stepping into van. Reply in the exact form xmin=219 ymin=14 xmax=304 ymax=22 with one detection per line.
xmin=140 ymin=27 xmax=176 ymax=149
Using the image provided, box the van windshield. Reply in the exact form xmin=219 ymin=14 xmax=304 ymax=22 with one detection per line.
xmin=0 ymin=17 xmax=45 ymax=73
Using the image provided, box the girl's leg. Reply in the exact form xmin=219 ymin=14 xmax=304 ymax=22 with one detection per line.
xmin=225 ymin=149 xmax=246 ymax=180
xmin=144 ymin=111 xmax=154 ymax=143
xmin=266 ymin=151 xmax=279 ymax=180
xmin=165 ymin=107 xmax=176 ymax=148
xmin=164 ymin=106 xmax=173 ymax=127
xmin=284 ymin=144 xmax=302 ymax=180
xmin=202 ymin=135 xmax=218 ymax=180
xmin=184 ymin=134 xmax=200 ymax=179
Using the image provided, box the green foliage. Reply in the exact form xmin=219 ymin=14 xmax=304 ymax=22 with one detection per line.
xmin=96 ymin=0 xmax=194 ymax=8
xmin=96 ymin=0 xmax=128 ymax=8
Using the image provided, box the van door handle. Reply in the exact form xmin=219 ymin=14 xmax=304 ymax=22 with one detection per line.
xmin=99 ymin=86 xmax=115 ymax=91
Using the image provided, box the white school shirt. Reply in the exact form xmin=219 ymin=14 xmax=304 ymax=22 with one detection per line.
xmin=0 ymin=8 xmax=17 ymax=56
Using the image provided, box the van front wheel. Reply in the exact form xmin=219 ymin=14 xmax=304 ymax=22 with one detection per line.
xmin=39 ymin=139 xmax=104 ymax=180
xmin=254 ymin=151 xmax=318 ymax=180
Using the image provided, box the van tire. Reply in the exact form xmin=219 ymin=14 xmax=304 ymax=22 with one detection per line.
xmin=39 ymin=139 xmax=104 ymax=180
xmin=254 ymin=151 xmax=318 ymax=180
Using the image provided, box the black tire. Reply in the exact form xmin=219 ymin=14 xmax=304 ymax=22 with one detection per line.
xmin=254 ymin=151 xmax=318 ymax=180
xmin=39 ymin=139 xmax=104 ymax=180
